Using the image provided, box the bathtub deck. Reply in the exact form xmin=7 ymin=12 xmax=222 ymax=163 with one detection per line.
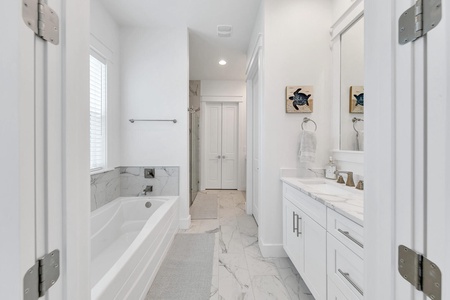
xmin=91 ymin=230 xmax=140 ymax=288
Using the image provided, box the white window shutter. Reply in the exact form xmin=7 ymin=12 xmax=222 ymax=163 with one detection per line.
xmin=90 ymin=54 xmax=107 ymax=171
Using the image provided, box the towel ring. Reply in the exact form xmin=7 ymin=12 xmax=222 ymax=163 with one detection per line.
xmin=301 ymin=117 xmax=317 ymax=132
xmin=352 ymin=117 xmax=364 ymax=133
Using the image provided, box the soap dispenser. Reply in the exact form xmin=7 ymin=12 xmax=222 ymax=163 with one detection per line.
xmin=325 ymin=156 xmax=337 ymax=179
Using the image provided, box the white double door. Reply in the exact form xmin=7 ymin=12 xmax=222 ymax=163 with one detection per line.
xmin=204 ymin=102 xmax=239 ymax=189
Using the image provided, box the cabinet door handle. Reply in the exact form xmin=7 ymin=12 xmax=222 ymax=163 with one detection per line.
xmin=338 ymin=229 xmax=364 ymax=248
xmin=217 ymin=155 xmax=221 ymax=159
xmin=296 ymin=215 xmax=302 ymax=236
xmin=338 ymin=269 xmax=364 ymax=296
xmin=292 ymin=212 xmax=297 ymax=233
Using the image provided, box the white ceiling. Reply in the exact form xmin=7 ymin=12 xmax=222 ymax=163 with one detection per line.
xmin=97 ymin=0 xmax=262 ymax=80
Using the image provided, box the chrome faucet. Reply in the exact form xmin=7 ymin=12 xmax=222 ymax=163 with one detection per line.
xmin=335 ymin=171 xmax=355 ymax=187
xmin=143 ymin=185 xmax=153 ymax=195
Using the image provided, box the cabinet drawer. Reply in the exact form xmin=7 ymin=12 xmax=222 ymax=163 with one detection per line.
xmin=327 ymin=209 xmax=364 ymax=258
xmin=327 ymin=234 xmax=364 ymax=300
xmin=328 ymin=278 xmax=359 ymax=300
xmin=283 ymin=183 xmax=326 ymax=227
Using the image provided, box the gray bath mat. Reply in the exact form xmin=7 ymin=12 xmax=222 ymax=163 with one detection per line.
xmin=190 ymin=193 xmax=218 ymax=220
xmin=146 ymin=233 xmax=215 ymax=300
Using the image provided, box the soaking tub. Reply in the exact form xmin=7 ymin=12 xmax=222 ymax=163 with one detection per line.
xmin=91 ymin=196 xmax=179 ymax=300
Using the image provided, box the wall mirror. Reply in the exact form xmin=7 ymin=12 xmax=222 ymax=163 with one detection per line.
xmin=340 ymin=16 xmax=364 ymax=151
xmin=329 ymin=1 xmax=364 ymax=170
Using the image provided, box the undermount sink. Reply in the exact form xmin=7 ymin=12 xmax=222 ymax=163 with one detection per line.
xmin=297 ymin=179 xmax=354 ymax=196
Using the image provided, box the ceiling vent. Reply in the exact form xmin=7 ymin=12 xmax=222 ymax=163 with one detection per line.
xmin=217 ymin=25 xmax=232 ymax=37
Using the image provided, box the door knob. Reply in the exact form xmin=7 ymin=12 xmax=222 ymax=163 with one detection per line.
xmin=217 ymin=155 xmax=221 ymax=159
xmin=222 ymin=156 xmax=226 ymax=159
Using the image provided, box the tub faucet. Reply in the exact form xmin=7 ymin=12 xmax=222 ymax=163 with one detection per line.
xmin=143 ymin=185 xmax=153 ymax=195
xmin=335 ymin=171 xmax=355 ymax=187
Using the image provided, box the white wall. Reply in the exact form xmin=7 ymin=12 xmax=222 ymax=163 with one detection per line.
xmin=120 ymin=27 xmax=190 ymax=228
xmin=332 ymin=0 xmax=358 ymax=24
xmin=255 ymin=0 xmax=332 ymax=255
xmin=90 ymin=0 xmax=121 ymax=168
xmin=200 ymin=80 xmax=247 ymax=190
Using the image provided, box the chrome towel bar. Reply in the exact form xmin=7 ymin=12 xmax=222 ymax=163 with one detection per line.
xmin=129 ymin=119 xmax=177 ymax=124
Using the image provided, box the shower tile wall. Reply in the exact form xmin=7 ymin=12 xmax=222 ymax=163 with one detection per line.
xmin=91 ymin=168 xmax=121 ymax=211
xmin=119 ymin=167 xmax=179 ymax=197
xmin=90 ymin=166 xmax=179 ymax=211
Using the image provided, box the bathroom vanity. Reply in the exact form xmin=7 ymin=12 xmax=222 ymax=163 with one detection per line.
xmin=281 ymin=177 xmax=364 ymax=300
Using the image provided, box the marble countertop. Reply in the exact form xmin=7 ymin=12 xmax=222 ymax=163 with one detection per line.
xmin=281 ymin=177 xmax=364 ymax=226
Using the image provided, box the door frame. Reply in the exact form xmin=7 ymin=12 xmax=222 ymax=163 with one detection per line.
xmin=1 ymin=1 xmax=91 ymax=299
xmin=364 ymin=0 xmax=448 ymax=299
xmin=245 ymin=34 xmax=263 ymax=220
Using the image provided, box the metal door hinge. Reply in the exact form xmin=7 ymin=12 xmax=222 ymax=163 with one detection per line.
xmin=399 ymin=0 xmax=442 ymax=45
xmin=24 ymin=250 xmax=60 ymax=300
xmin=398 ymin=245 xmax=441 ymax=300
xmin=22 ymin=0 xmax=59 ymax=45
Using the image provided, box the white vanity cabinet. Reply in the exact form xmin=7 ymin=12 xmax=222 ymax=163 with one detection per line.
xmin=327 ymin=209 xmax=364 ymax=300
xmin=282 ymin=181 xmax=364 ymax=300
xmin=283 ymin=184 xmax=327 ymax=300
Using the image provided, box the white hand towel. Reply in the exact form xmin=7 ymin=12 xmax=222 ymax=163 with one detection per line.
xmin=357 ymin=131 xmax=364 ymax=151
xmin=298 ymin=131 xmax=317 ymax=162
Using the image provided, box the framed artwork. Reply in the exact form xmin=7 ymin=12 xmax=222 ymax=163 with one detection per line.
xmin=286 ymin=86 xmax=314 ymax=113
xmin=349 ymin=86 xmax=364 ymax=113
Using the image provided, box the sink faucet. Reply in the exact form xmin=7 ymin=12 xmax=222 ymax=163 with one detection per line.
xmin=335 ymin=171 xmax=355 ymax=187
xmin=143 ymin=185 xmax=153 ymax=195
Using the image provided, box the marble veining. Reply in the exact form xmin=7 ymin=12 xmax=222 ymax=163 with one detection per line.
xmin=90 ymin=166 xmax=179 ymax=211
xmin=90 ymin=169 xmax=120 ymax=211
xmin=178 ymin=190 xmax=314 ymax=300
xmin=281 ymin=177 xmax=364 ymax=225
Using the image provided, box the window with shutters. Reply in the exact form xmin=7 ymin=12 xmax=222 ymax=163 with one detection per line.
xmin=90 ymin=52 xmax=107 ymax=172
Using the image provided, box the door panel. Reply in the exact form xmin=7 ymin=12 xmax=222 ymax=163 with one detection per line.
xmin=426 ymin=2 xmax=450 ymax=298
xmin=221 ymin=103 xmax=238 ymax=189
xmin=204 ymin=102 xmax=238 ymax=190
xmin=205 ymin=103 xmax=222 ymax=188
xmin=252 ymin=72 xmax=260 ymax=223
xmin=25 ymin=0 xmax=64 ymax=297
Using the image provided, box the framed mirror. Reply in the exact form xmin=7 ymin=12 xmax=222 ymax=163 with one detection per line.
xmin=340 ymin=16 xmax=364 ymax=151
xmin=330 ymin=0 xmax=364 ymax=167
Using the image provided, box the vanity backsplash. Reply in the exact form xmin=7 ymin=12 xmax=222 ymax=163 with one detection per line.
xmin=90 ymin=166 xmax=179 ymax=211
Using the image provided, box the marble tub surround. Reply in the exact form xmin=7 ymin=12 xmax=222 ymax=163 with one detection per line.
xmin=179 ymin=190 xmax=314 ymax=300
xmin=90 ymin=166 xmax=179 ymax=211
xmin=119 ymin=167 xmax=179 ymax=197
xmin=281 ymin=177 xmax=364 ymax=225
xmin=91 ymin=169 xmax=121 ymax=211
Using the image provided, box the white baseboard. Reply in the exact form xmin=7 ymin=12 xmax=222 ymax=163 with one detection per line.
xmin=258 ymin=238 xmax=287 ymax=258
xmin=179 ymin=215 xmax=191 ymax=230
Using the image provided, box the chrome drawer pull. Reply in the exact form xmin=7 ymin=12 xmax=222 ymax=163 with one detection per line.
xmin=297 ymin=216 xmax=302 ymax=237
xmin=338 ymin=229 xmax=364 ymax=248
xmin=338 ymin=269 xmax=364 ymax=296
xmin=293 ymin=212 xmax=297 ymax=233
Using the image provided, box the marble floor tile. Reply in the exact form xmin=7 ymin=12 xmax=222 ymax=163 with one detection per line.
xmin=210 ymin=275 xmax=219 ymax=300
xmin=219 ymin=224 xmax=245 ymax=254
xmin=172 ymin=190 xmax=313 ymax=300
xmin=244 ymin=244 xmax=279 ymax=276
xmin=180 ymin=219 xmax=219 ymax=234
xmin=252 ymin=275 xmax=291 ymax=300
xmin=219 ymin=253 xmax=255 ymax=300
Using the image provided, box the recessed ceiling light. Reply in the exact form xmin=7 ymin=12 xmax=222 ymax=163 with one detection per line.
xmin=219 ymin=60 xmax=227 ymax=66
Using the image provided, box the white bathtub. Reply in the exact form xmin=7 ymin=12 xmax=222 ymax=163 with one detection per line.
xmin=91 ymin=196 xmax=179 ymax=300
